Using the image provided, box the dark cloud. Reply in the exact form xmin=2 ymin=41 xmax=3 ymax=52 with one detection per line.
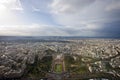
xmin=95 ymin=21 xmax=120 ymax=37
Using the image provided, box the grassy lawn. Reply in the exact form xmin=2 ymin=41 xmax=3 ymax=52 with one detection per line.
xmin=55 ymin=64 xmax=63 ymax=73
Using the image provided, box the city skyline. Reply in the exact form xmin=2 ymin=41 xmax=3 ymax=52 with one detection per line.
xmin=0 ymin=0 xmax=120 ymax=37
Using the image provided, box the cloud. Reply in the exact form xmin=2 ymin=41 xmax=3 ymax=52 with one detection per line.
xmin=0 ymin=24 xmax=69 ymax=36
xmin=106 ymin=1 xmax=120 ymax=11
xmin=0 ymin=0 xmax=23 ymax=25
xmin=0 ymin=24 xmax=99 ymax=36
xmin=95 ymin=21 xmax=120 ymax=37
xmin=49 ymin=0 xmax=120 ymax=37
xmin=0 ymin=0 xmax=23 ymax=11
xmin=20 ymin=0 xmax=51 ymax=12
xmin=50 ymin=0 xmax=96 ymax=14
xmin=50 ymin=0 xmax=105 ymax=27
xmin=0 ymin=0 xmax=120 ymax=37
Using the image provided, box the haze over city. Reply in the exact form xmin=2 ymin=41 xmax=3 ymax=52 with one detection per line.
xmin=0 ymin=0 xmax=120 ymax=37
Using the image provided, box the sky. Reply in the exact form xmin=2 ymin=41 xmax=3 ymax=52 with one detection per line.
xmin=0 ymin=0 xmax=120 ymax=37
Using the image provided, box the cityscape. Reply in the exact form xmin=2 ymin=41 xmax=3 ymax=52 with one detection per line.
xmin=0 ymin=37 xmax=120 ymax=80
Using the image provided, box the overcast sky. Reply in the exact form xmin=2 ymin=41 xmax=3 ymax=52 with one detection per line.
xmin=0 ymin=0 xmax=120 ymax=37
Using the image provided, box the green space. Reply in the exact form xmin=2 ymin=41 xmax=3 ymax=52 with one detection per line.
xmin=70 ymin=66 xmax=89 ymax=74
xmin=24 ymin=55 xmax=52 ymax=78
xmin=55 ymin=64 xmax=63 ymax=73
xmin=65 ymin=55 xmax=89 ymax=74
